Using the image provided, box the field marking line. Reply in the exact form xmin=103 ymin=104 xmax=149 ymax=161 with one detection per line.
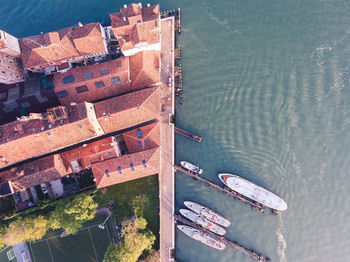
xmin=88 ymin=227 xmax=98 ymax=262
xmin=29 ymin=243 xmax=37 ymax=262
xmin=46 ymin=239 xmax=55 ymax=262
xmin=105 ymin=222 xmax=112 ymax=244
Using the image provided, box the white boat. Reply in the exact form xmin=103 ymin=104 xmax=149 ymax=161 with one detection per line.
xmin=177 ymin=225 xmax=226 ymax=250
xmin=179 ymin=209 xmax=226 ymax=236
xmin=184 ymin=201 xmax=231 ymax=227
xmin=180 ymin=161 xmax=203 ymax=174
xmin=218 ymin=173 xmax=287 ymax=211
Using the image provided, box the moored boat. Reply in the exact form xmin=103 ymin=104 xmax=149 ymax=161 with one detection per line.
xmin=218 ymin=173 xmax=287 ymax=211
xmin=179 ymin=209 xmax=226 ymax=236
xmin=177 ymin=225 xmax=226 ymax=250
xmin=184 ymin=201 xmax=231 ymax=227
xmin=180 ymin=161 xmax=203 ymax=174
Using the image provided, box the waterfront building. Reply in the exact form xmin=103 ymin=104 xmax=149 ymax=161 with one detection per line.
xmin=109 ymin=3 xmax=160 ymax=57
xmin=53 ymin=57 xmax=130 ymax=106
xmin=0 ymin=30 xmax=27 ymax=85
xmin=19 ymin=22 xmax=108 ymax=74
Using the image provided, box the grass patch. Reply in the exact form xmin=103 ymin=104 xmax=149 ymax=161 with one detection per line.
xmin=94 ymin=175 xmax=160 ymax=249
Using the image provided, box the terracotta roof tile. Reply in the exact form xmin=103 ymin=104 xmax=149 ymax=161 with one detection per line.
xmin=92 ymin=146 xmax=160 ymax=188
xmin=53 ymin=57 xmax=130 ymax=106
xmin=0 ymin=103 xmax=99 ymax=168
xmin=94 ymin=86 xmax=160 ymax=133
xmin=0 ymin=154 xmax=69 ymax=191
xmin=122 ymin=122 xmax=160 ymax=153
xmin=109 ymin=4 xmax=159 ymax=52
xmin=129 ymin=51 xmax=160 ymax=90
xmin=20 ymin=23 xmax=106 ymax=69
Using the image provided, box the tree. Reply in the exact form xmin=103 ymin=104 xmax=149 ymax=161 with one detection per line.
xmin=48 ymin=194 xmax=97 ymax=235
xmin=103 ymin=217 xmax=155 ymax=262
xmin=2 ymin=215 xmax=48 ymax=245
xmin=0 ymin=226 xmax=6 ymax=249
xmin=139 ymin=249 xmax=160 ymax=262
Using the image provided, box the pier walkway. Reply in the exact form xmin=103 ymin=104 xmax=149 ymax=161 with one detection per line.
xmin=174 ymin=215 xmax=270 ymax=262
xmin=175 ymin=126 xmax=202 ymax=142
xmin=174 ymin=165 xmax=266 ymax=213
xmin=159 ymin=16 xmax=175 ymax=262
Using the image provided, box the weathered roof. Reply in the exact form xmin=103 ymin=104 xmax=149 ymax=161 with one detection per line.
xmin=0 ymin=103 xmax=99 ymax=168
xmin=19 ymin=23 xmax=106 ymax=69
xmin=0 ymin=154 xmax=69 ymax=191
xmin=94 ymin=86 xmax=160 ymax=133
xmin=129 ymin=51 xmax=160 ymax=90
xmin=92 ymin=146 xmax=160 ymax=188
xmin=109 ymin=4 xmax=159 ymax=52
xmin=53 ymin=57 xmax=130 ymax=106
xmin=122 ymin=122 xmax=160 ymax=153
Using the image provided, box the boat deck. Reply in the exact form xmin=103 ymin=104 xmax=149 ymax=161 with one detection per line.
xmin=174 ymin=214 xmax=270 ymax=262
xmin=175 ymin=165 xmax=267 ymax=213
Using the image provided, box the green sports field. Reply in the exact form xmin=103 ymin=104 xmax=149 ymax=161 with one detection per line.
xmin=28 ymin=215 xmax=112 ymax=262
xmin=0 ymin=246 xmax=18 ymax=262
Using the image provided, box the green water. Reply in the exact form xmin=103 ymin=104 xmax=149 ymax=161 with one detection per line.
xmin=2 ymin=1 xmax=350 ymax=261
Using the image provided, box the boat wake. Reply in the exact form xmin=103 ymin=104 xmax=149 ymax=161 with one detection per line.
xmin=276 ymin=214 xmax=288 ymax=262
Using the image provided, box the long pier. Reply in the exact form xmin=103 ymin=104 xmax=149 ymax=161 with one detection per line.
xmin=174 ymin=127 xmax=202 ymax=142
xmin=174 ymin=165 xmax=266 ymax=213
xmin=174 ymin=214 xmax=270 ymax=262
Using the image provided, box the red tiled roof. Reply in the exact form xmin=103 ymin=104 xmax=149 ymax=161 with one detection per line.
xmin=122 ymin=122 xmax=160 ymax=153
xmin=109 ymin=4 xmax=159 ymax=52
xmin=129 ymin=51 xmax=160 ymax=90
xmin=60 ymin=136 xmax=116 ymax=169
xmin=92 ymin=146 xmax=160 ymax=188
xmin=0 ymin=154 xmax=69 ymax=191
xmin=53 ymin=57 xmax=130 ymax=106
xmin=94 ymin=86 xmax=160 ymax=133
xmin=0 ymin=103 xmax=99 ymax=168
xmin=19 ymin=23 xmax=106 ymax=69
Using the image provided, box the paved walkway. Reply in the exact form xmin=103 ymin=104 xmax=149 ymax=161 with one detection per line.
xmin=159 ymin=16 xmax=175 ymax=262
xmin=13 ymin=242 xmax=31 ymax=262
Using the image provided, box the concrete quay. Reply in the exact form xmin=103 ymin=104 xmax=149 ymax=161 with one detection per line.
xmin=159 ymin=16 xmax=175 ymax=262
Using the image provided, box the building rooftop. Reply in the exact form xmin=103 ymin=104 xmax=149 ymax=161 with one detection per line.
xmin=53 ymin=57 xmax=130 ymax=105
xmin=130 ymin=50 xmax=160 ymax=90
xmin=0 ymin=103 xmax=100 ymax=168
xmin=109 ymin=3 xmax=159 ymax=52
xmin=92 ymin=146 xmax=160 ymax=188
xmin=0 ymin=154 xmax=69 ymax=191
xmin=94 ymin=86 xmax=160 ymax=133
xmin=122 ymin=122 xmax=160 ymax=153
xmin=20 ymin=22 xmax=106 ymax=69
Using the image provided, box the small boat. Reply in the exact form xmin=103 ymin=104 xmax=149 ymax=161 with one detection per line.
xmin=180 ymin=161 xmax=203 ymax=174
xmin=177 ymin=225 xmax=226 ymax=250
xmin=184 ymin=201 xmax=231 ymax=227
xmin=218 ymin=173 xmax=287 ymax=211
xmin=179 ymin=209 xmax=226 ymax=236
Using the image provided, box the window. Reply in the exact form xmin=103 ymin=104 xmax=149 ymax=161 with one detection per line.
xmin=117 ymin=166 xmax=122 ymax=174
xmin=108 ymin=152 xmax=113 ymax=156
xmin=78 ymin=124 xmax=82 ymax=128
xmin=95 ymin=81 xmax=105 ymax=88
xmin=116 ymin=61 xmax=122 ymax=67
xmin=112 ymin=76 xmax=120 ymax=84
xmin=100 ymin=68 xmax=110 ymax=75
xmin=137 ymin=129 xmax=142 ymax=138
xmin=76 ymin=85 xmax=88 ymax=93
xmin=137 ymin=20 xmax=141 ymax=23
xmin=130 ymin=163 xmax=134 ymax=171
xmin=142 ymin=160 xmax=147 ymax=168
xmin=63 ymin=75 xmax=74 ymax=84
xmin=84 ymin=72 xmax=93 ymax=78
xmin=145 ymin=139 xmax=150 ymax=146
xmin=137 ymin=141 xmax=142 ymax=147
xmin=105 ymin=169 xmax=110 ymax=177
xmin=56 ymin=90 xmax=68 ymax=98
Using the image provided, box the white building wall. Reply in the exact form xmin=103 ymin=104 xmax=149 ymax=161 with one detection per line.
xmin=122 ymin=42 xmax=161 ymax=57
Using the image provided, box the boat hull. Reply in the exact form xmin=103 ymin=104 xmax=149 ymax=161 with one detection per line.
xmin=177 ymin=225 xmax=226 ymax=250
xmin=179 ymin=209 xmax=226 ymax=236
xmin=218 ymin=173 xmax=287 ymax=211
xmin=180 ymin=161 xmax=203 ymax=174
xmin=184 ymin=201 xmax=231 ymax=227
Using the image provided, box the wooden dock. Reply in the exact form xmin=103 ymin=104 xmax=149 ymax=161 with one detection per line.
xmin=175 ymin=127 xmax=202 ymax=142
xmin=174 ymin=165 xmax=265 ymax=213
xmin=174 ymin=214 xmax=270 ymax=262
